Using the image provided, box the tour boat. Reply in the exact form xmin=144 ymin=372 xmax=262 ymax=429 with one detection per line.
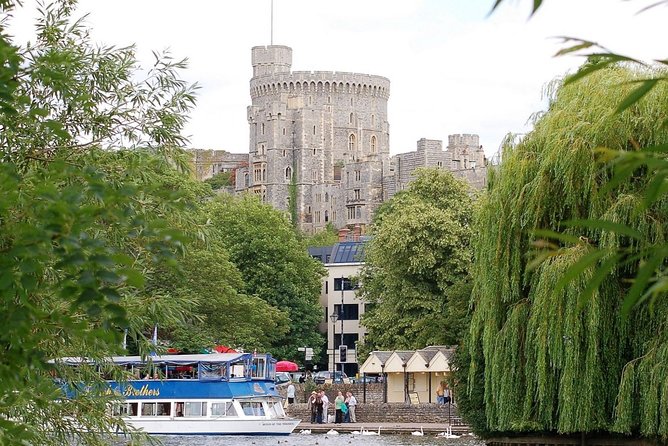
xmin=58 ymin=352 xmax=300 ymax=436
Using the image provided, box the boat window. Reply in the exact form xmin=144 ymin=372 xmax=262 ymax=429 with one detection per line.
xmin=266 ymin=402 xmax=278 ymax=418
xmin=230 ymin=364 xmax=245 ymax=379
xmin=251 ymin=357 xmax=266 ymax=379
xmin=184 ymin=402 xmax=207 ymax=417
xmin=211 ymin=402 xmax=237 ymax=417
xmin=251 ymin=402 xmax=265 ymax=416
xmin=111 ymin=402 xmax=138 ymax=417
xmin=240 ymin=402 xmax=255 ymax=416
xmin=140 ymin=402 xmax=170 ymax=417
xmin=199 ymin=363 xmax=228 ymax=381
xmin=271 ymin=401 xmax=285 ymax=417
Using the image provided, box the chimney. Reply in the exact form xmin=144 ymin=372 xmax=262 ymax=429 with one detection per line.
xmin=352 ymin=224 xmax=362 ymax=242
xmin=338 ymin=228 xmax=350 ymax=242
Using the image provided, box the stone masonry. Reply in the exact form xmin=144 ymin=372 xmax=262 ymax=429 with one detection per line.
xmin=235 ymin=45 xmax=488 ymax=233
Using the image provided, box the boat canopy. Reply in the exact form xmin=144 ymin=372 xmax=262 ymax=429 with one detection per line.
xmin=54 ymin=353 xmax=251 ymax=366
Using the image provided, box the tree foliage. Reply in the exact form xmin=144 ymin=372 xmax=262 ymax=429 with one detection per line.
xmin=0 ymin=1 xmax=200 ymax=444
xmin=466 ymin=66 xmax=668 ymax=437
xmin=359 ymin=168 xmax=474 ymax=352
xmin=304 ymin=223 xmax=339 ymax=248
xmin=204 ymin=171 xmax=233 ymax=190
xmin=207 ymin=194 xmax=325 ymax=361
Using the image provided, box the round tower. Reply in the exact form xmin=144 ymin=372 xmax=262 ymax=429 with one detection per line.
xmin=251 ymin=45 xmax=292 ymax=78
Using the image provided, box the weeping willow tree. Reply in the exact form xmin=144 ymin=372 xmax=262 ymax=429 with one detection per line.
xmin=466 ymin=65 xmax=668 ymax=438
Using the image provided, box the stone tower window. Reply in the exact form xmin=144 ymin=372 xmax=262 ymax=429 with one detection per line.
xmin=285 ymin=166 xmax=292 ymax=181
xmin=371 ymin=114 xmax=375 ymax=126
xmin=327 ymin=96 xmax=331 ymax=103
xmin=325 ymin=192 xmax=329 ymax=202
xmin=313 ymin=148 xmax=317 ymax=156
xmin=324 ymin=210 xmax=329 ymax=222
xmin=313 ymin=125 xmax=316 ymax=135
xmin=349 ymin=113 xmax=354 ymax=124
xmin=348 ymin=134 xmax=356 ymax=151
xmin=283 ymin=128 xmax=286 ymax=135
xmin=261 ymin=123 xmax=265 ymax=135
xmin=350 ymin=97 xmax=353 ymax=106
xmin=370 ymin=135 xmax=377 ymax=153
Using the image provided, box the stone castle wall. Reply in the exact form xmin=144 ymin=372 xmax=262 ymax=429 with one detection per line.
xmin=237 ymin=46 xmax=488 ymax=232
xmin=244 ymin=45 xmax=390 ymax=233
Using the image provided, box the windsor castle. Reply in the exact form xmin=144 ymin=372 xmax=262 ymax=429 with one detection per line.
xmin=194 ymin=45 xmax=487 ymax=233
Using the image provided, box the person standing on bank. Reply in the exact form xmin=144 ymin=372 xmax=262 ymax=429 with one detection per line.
xmin=436 ymin=381 xmax=445 ymax=405
xmin=346 ymin=391 xmax=357 ymax=423
xmin=314 ymin=394 xmax=324 ymax=424
xmin=307 ymin=391 xmax=317 ymax=423
xmin=320 ymin=391 xmax=330 ymax=423
xmin=286 ymin=382 xmax=296 ymax=404
xmin=443 ymin=382 xmax=452 ymax=404
xmin=334 ymin=391 xmax=345 ymax=424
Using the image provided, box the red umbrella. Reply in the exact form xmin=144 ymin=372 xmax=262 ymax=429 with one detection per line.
xmin=275 ymin=360 xmax=299 ymax=372
xmin=214 ymin=345 xmax=237 ymax=353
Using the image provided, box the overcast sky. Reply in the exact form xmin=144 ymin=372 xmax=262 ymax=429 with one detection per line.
xmin=7 ymin=0 xmax=666 ymax=158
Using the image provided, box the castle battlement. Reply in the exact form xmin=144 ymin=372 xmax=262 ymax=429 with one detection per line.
xmin=448 ymin=134 xmax=480 ymax=148
xmin=250 ymin=71 xmax=390 ymax=100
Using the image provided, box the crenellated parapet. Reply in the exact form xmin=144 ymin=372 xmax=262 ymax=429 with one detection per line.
xmin=448 ymin=134 xmax=480 ymax=148
xmin=250 ymin=71 xmax=390 ymax=100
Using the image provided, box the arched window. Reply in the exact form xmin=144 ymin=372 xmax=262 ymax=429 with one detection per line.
xmin=324 ymin=210 xmax=329 ymax=222
xmin=348 ymin=134 xmax=356 ymax=151
xmin=325 ymin=192 xmax=329 ymax=202
xmin=349 ymin=113 xmax=354 ymax=124
xmin=370 ymin=135 xmax=377 ymax=153
xmin=285 ymin=166 xmax=292 ymax=181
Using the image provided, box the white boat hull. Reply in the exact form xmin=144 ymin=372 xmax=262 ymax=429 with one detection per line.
xmin=126 ymin=417 xmax=301 ymax=435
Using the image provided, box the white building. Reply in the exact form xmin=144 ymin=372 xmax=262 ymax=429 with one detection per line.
xmin=309 ymin=228 xmax=367 ymax=376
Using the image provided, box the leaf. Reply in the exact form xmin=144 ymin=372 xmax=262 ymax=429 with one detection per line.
xmin=553 ymin=37 xmax=597 ymax=57
xmin=576 ymin=254 xmax=621 ymax=309
xmin=562 ymin=219 xmax=642 ymax=239
xmin=554 ymin=248 xmax=608 ymax=294
xmin=532 ymin=229 xmax=581 ymax=245
xmin=615 ymin=79 xmax=659 ymax=114
xmin=621 ymin=252 xmax=666 ymax=318
xmin=118 ymin=267 xmax=145 ymax=288
xmin=642 ymin=171 xmax=668 ymax=209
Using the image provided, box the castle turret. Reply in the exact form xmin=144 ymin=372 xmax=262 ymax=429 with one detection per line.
xmin=251 ymin=45 xmax=292 ymax=78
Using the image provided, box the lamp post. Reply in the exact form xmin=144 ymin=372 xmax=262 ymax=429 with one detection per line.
xmin=329 ymin=312 xmax=339 ymax=373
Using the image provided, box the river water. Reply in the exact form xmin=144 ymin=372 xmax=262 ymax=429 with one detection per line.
xmin=151 ymin=434 xmax=484 ymax=446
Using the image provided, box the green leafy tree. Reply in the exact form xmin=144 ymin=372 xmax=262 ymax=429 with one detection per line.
xmin=158 ymin=240 xmax=291 ymax=353
xmin=204 ymin=171 xmax=233 ymax=189
xmin=304 ymin=223 xmax=339 ymax=248
xmin=0 ymin=1 xmax=199 ymax=444
xmin=359 ymin=168 xmax=474 ymax=352
xmin=466 ymin=66 xmax=668 ymax=437
xmin=207 ymin=194 xmax=325 ymax=361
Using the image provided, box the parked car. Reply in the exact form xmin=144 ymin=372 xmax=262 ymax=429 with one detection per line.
xmin=313 ymin=371 xmax=350 ymax=385
xmin=274 ymin=372 xmax=292 ymax=385
xmin=350 ymin=375 xmax=377 ymax=384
